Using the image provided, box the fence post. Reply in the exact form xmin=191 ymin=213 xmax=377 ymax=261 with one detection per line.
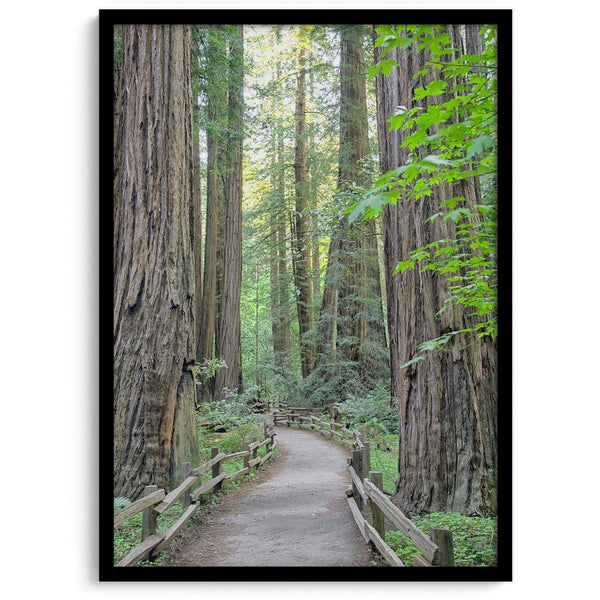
xmin=357 ymin=432 xmax=364 ymax=460
xmin=430 ymin=528 xmax=454 ymax=566
xmin=252 ymin=437 xmax=258 ymax=465
xmin=211 ymin=447 xmax=222 ymax=493
xmin=181 ymin=462 xmax=191 ymax=508
xmin=369 ymin=471 xmax=385 ymax=540
xmin=352 ymin=448 xmax=363 ymax=509
xmin=362 ymin=440 xmax=371 ymax=481
xmin=141 ymin=484 xmax=158 ymax=561
xmin=243 ymin=442 xmax=250 ymax=469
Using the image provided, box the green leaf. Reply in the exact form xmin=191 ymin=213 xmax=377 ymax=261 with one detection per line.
xmin=413 ymin=80 xmax=447 ymax=100
xmin=425 ymin=212 xmax=444 ymax=224
xmin=400 ymin=355 xmax=425 ymax=369
xmin=440 ymin=196 xmax=465 ymax=210
xmin=393 ymin=260 xmax=415 ymax=274
xmin=346 ymin=193 xmax=388 ymax=223
xmin=466 ymin=135 xmax=494 ymax=159
xmin=421 ymin=154 xmax=457 ymax=168
xmin=380 ymin=59 xmax=399 ymax=77
xmin=388 ymin=113 xmax=406 ymax=131
xmin=443 ymin=208 xmax=471 ymax=223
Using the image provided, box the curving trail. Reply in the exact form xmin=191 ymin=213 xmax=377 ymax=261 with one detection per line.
xmin=163 ymin=425 xmax=373 ymax=567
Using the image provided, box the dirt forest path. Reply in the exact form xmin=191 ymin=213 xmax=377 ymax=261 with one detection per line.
xmin=163 ymin=425 xmax=373 ymax=567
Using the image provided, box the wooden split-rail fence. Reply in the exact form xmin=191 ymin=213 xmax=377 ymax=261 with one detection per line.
xmin=113 ymin=423 xmax=277 ymax=567
xmin=273 ymin=406 xmax=454 ymax=567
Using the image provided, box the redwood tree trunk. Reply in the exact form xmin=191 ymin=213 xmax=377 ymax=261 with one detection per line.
xmin=374 ymin=24 xmax=497 ymax=516
xmin=214 ymin=25 xmax=244 ymax=397
xmin=269 ymin=122 xmax=291 ymax=364
xmin=293 ymin=32 xmax=315 ymax=378
xmin=338 ymin=25 xmax=386 ymax=374
xmin=113 ymin=24 xmax=199 ymax=499
xmin=315 ymin=25 xmax=387 ymax=378
xmin=197 ymin=27 xmax=225 ymax=404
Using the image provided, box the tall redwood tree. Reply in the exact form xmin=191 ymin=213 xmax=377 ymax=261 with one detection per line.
xmin=374 ymin=24 xmax=498 ymax=516
xmin=113 ymin=24 xmax=199 ymax=499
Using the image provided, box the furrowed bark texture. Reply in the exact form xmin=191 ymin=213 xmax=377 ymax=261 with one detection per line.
xmin=293 ymin=32 xmax=315 ymax=378
xmin=214 ymin=25 xmax=244 ymax=397
xmin=192 ymin=118 xmax=203 ymax=358
xmin=269 ymin=76 xmax=291 ymax=365
xmin=374 ymin=24 xmax=497 ymax=516
xmin=197 ymin=27 xmax=228 ymax=404
xmin=113 ymin=24 xmax=199 ymax=499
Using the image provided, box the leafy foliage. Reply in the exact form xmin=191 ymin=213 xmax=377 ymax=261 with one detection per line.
xmin=196 ymin=385 xmax=265 ymax=432
xmin=337 ymin=385 xmax=397 ymax=434
xmin=194 ymin=357 xmax=228 ymax=387
xmin=386 ymin=512 xmax=497 ymax=567
xmin=349 ymin=24 xmax=498 ymax=364
xmin=113 ymin=500 xmax=189 ymax=566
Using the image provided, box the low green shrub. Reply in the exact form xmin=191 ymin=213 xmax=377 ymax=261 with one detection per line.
xmin=113 ymin=500 xmax=189 ymax=566
xmin=385 ymin=512 xmax=497 ymax=567
xmin=197 ymin=385 xmax=265 ymax=433
xmin=338 ymin=385 xmax=397 ymax=435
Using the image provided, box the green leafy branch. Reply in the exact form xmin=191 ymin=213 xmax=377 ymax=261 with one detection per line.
xmin=350 ymin=24 xmax=498 ymax=367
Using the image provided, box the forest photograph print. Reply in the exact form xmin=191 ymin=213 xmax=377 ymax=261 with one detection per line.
xmin=101 ymin=9 xmax=512 ymax=582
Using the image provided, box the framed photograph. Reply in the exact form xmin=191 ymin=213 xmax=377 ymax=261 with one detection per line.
xmin=100 ymin=9 xmax=512 ymax=582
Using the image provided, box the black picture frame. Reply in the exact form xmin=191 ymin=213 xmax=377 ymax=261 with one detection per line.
xmin=100 ymin=8 xmax=512 ymax=583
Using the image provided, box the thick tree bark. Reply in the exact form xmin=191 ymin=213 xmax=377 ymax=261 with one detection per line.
xmin=214 ymin=25 xmax=244 ymax=397
xmin=374 ymin=24 xmax=497 ymax=516
xmin=293 ymin=31 xmax=315 ymax=378
xmin=113 ymin=24 xmax=199 ymax=499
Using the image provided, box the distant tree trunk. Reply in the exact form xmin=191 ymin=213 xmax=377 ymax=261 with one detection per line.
xmin=311 ymin=213 xmax=321 ymax=301
xmin=214 ymin=25 xmax=244 ymax=397
xmin=197 ymin=27 xmax=224 ymax=404
xmin=269 ymin=209 xmax=281 ymax=354
xmin=276 ymin=99 xmax=291 ymax=361
xmin=277 ymin=221 xmax=291 ymax=356
xmin=270 ymin=29 xmax=292 ymax=364
xmin=192 ymin=109 xmax=203 ymax=358
xmin=338 ymin=25 xmax=386 ymax=373
xmin=292 ymin=30 xmax=315 ymax=378
xmin=269 ymin=108 xmax=291 ymax=365
xmin=374 ymin=24 xmax=497 ymax=516
xmin=315 ymin=25 xmax=387 ymax=378
xmin=307 ymin=58 xmax=321 ymax=303
xmin=113 ymin=24 xmax=199 ymax=499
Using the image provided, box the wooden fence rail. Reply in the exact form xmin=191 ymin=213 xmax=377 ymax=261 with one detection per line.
xmin=273 ymin=408 xmax=454 ymax=567
xmin=114 ymin=424 xmax=277 ymax=567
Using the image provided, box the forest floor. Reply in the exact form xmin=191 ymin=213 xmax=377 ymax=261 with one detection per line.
xmin=163 ymin=425 xmax=374 ymax=567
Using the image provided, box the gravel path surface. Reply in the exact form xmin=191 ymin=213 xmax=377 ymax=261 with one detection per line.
xmin=163 ymin=425 xmax=373 ymax=567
